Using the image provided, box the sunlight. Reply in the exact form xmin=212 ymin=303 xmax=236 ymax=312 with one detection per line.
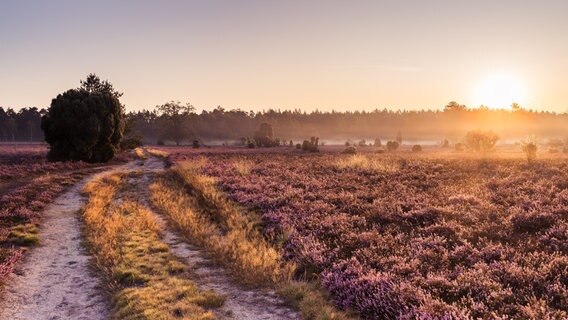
xmin=473 ymin=73 xmax=527 ymax=109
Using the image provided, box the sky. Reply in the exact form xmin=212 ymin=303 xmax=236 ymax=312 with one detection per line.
xmin=1 ymin=0 xmax=567 ymax=113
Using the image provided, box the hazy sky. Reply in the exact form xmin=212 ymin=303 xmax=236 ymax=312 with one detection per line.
xmin=1 ymin=1 xmax=567 ymax=112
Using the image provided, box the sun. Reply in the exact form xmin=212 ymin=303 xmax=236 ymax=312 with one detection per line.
xmin=472 ymin=73 xmax=527 ymax=109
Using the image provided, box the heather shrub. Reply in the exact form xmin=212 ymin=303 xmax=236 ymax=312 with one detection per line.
xmin=412 ymin=144 xmax=422 ymax=152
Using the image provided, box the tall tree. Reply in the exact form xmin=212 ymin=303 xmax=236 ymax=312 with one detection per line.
xmin=156 ymin=101 xmax=196 ymax=145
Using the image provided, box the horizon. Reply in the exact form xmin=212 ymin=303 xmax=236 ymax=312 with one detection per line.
xmin=1 ymin=1 xmax=568 ymax=112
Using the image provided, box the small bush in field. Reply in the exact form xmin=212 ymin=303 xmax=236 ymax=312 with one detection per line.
xmin=386 ymin=141 xmax=399 ymax=151
xmin=464 ymin=130 xmax=499 ymax=153
xmin=412 ymin=145 xmax=422 ymax=152
xmin=301 ymin=137 xmax=319 ymax=152
xmin=455 ymin=142 xmax=465 ymax=151
xmin=342 ymin=146 xmax=357 ymax=154
xmin=521 ymin=137 xmax=537 ymax=163
xmin=296 ymin=143 xmax=301 ymax=149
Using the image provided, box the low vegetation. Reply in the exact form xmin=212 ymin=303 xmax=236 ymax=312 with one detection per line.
xmin=167 ymin=150 xmax=568 ymax=319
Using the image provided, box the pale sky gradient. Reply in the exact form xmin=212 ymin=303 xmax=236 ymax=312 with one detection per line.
xmin=1 ymin=0 xmax=567 ymax=112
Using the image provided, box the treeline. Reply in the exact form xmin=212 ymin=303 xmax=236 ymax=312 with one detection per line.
xmin=2 ymin=102 xmax=567 ymax=145
xmin=0 ymin=107 xmax=45 ymax=142
xmin=127 ymin=102 xmax=568 ymax=145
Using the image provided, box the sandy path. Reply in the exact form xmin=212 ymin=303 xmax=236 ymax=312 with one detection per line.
xmin=128 ymin=156 xmax=299 ymax=320
xmin=0 ymin=173 xmax=111 ymax=320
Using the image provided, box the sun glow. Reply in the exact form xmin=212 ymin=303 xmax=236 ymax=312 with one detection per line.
xmin=472 ymin=73 xmax=527 ymax=109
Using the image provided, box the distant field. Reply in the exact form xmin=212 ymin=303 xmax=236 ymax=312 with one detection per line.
xmin=163 ymin=146 xmax=568 ymax=318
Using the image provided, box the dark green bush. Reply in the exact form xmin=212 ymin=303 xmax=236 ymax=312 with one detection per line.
xmin=41 ymin=88 xmax=124 ymax=163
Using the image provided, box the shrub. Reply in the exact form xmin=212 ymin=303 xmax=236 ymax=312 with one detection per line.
xmin=343 ymin=146 xmax=357 ymax=154
xmin=253 ymin=123 xmax=278 ymax=147
xmin=441 ymin=139 xmax=450 ymax=148
xmin=120 ymin=134 xmax=143 ymax=150
xmin=358 ymin=140 xmax=366 ymax=147
xmin=521 ymin=137 xmax=537 ymax=163
xmin=412 ymin=145 xmax=422 ymax=152
xmin=192 ymin=140 xmax=200 ymax=149
xmin=156 ymin=139 xmax=165 ymax=146
xmin=296 ymin=143 xmax=301 ymax=149
xmin=41 ymin=77 xmax=125 ymax=163
xmin=464 ymin=130 xmax=499 ymax=153
xmin=374 ymin=138 xmax=382 ymax=147
xmin=455 ymin=142 xmax=465 ymax=152
xmin=386 ymin=141 xmax=399 ymax=151
xmin=301 ymin=137 xmax=319 ymax=152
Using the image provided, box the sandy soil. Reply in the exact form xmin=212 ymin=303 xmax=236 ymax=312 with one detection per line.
xmin=0 ymin=175 xmax=110 ymax=320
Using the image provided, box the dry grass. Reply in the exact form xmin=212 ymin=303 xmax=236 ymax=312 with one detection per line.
xmin=133 ymin=148 xmax=147 ymax=160
xmin=82 ymin=173 xmax=223 ymax=319
xmin=150 ymin=171 xmax=293 ymax=285
xmin=150 ymin=162 xmax=355 ymax=319
xmin=333 ymin=154 xmax=399 ymax=172
xmin=232 ymin=159 xmax=253 ymax=176
xmin=146 ymin=148 xmax=169 ymax=158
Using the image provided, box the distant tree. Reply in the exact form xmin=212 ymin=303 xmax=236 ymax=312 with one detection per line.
xmin=80 ymin=73 xmax=123 ymax=99
xmin=358 ymin=139 xmax=367 ymax=147
xmin=395 ymin=130 xmax=402 ymax=145
xmin=441 ymin=139 xmax=450 ymax=148
xmin=521 ymin=136 xmax=538 ymax=163
xmin=511 ymin=102 xmax=523 ymax=111
xmin=253 ymin=122 xmax=277 ymax=147
xmin=120 ymin=114 xmax=143 ymax=150
xmin=374 ymin=138 xmax=382 ymax=147
xmin=464 ymin=130 xmax=499 ymax=153
xmin=386 ymin=141 xmax=399 ymax=151
xmin=301 ymin=137 xmax=319 ymax=152
xmin=412 ymin=144 xmax=423 ymax=152
xmin=156 ymin=101 xmax=196 ymax=146
xmin=41 ymin=75 xmax=125 ymax=163
xmin=444 ymin=101 xmax=467 ymax=112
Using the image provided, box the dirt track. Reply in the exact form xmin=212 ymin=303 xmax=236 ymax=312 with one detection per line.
xmin=0 ymin=174 xmax=110 ymax=320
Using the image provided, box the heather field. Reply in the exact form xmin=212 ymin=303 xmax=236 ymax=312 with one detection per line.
xmin=164 ymin=147 xmax=568 ymax=319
